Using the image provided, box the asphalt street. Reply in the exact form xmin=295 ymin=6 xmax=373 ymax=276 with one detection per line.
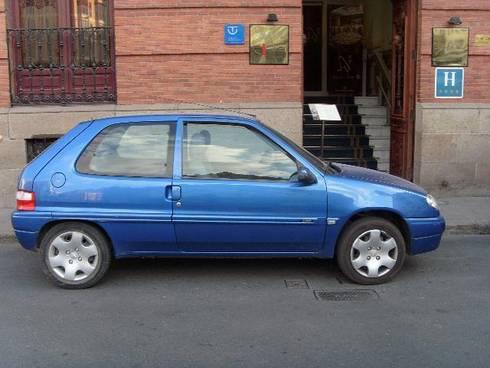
xmin=0 ymin=235 xmax=489 ymax=368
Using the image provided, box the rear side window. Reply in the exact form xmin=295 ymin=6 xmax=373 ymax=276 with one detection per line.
xmin=76 ymin=123 xmax=174 ymax=177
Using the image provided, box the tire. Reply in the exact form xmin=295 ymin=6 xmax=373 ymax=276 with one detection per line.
xmin=39 ymin=222 xmax=112 ymax=289
xmin=336 ymin=217 xmax=406 ymax=285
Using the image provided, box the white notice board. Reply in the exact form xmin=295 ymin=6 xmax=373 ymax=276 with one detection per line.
xmin=308 ymin=104 xmax=342 ymax=121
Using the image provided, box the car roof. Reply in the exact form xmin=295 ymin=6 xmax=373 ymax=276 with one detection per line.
xmin=87 ymin=114 xmax=261 ymax=126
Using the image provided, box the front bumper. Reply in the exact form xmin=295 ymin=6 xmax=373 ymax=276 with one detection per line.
xmin=406 ymin=216 xmax=446 ymax=255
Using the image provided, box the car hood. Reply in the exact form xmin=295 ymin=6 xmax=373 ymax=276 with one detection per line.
xmin=332 ymin=163 xmax=427 ymax=195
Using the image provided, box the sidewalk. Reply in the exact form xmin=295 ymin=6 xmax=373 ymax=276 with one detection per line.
xmin=1 ymin=196 xmax=489 ymax=239
xmin=0 ymin=208 xmax=12 ymax=239
xmin=439 ymin=196 xmax=490 ymax=234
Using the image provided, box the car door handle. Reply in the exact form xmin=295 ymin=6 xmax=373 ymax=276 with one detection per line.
xmin=165 ymin=185 xmax=182 ymax=201
xmin=172 ymin=186 xmax=182 ymax=201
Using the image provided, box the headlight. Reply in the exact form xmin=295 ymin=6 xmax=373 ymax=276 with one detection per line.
xmin=426 ymin=194 xmax=439 ymax=210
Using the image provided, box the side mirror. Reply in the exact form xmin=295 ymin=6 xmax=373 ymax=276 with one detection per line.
xmin=297 ymin=167 xmax=317 ymax=185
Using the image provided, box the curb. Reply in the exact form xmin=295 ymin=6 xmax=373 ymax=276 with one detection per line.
xmin=0 ymin=234 xmax=15 ymax=241
xmin=446 ymin=224 xmax=490 ymax=235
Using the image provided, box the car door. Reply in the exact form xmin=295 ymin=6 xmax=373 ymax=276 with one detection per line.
xmin=171 ymin=119 xmax=328 ymax=254
xmin=39 ymin=119 xmax=178 ymax=256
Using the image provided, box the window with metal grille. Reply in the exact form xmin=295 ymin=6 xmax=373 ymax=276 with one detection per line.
xmin=26 ymin=136 xmax=61 ymax=162
xmin=7 ymin=0 xmax=116 ymax=105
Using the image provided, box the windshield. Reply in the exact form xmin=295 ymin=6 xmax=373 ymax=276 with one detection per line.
xmin=265 ymin=125 xmax=332 ymax=173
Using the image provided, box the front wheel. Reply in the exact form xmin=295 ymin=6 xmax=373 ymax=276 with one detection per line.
xmin=336 ymin=217 xmax=406 ymax=285
xmin=39 ymin=222 xmax=112 ymax=289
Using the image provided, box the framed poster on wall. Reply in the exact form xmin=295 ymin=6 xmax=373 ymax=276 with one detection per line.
xmin=432 ymin=27 xmax=469 ymax=67
xmin=249 ymin=25 xmax=289 ymax=65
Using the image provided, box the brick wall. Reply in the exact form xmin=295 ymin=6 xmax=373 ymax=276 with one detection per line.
xmin=417 ymin=0 xmax=490 ymax=103
xmin=0 ymin=0 xmax=9 ymax=107
xmin=113 ymin=0 xmax=303 ymax=105
xmin=414 ymin=0 xmax=490 ymax=194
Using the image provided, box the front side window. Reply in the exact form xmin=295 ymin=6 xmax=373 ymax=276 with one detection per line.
xmin=183 ymin=123 xmax=298 ymax=181
xmin=77 ymin=124 xmax=174 ymax=178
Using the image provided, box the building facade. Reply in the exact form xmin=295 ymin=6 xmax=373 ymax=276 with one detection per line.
xmin=0 ymin=0 xmax=489 ymax=215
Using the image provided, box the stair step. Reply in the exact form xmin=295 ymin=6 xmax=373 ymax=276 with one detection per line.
xmin=338 ymin=106 xmax=358 ymax=115
xmin=304 ymin=135 xmax=370 ymax=147
xmin=323 ymin=146 xmax=374 ymax=159
xmin=305 ymin=146 xmax=374 ymax=159
xmin=373 ymin=149 xmax=390 ymax=161
xmin=328 ymin=157 xmax=378 ymax=170
xmin=303 ymin=123 xmax=363 ymax=136
xmin=304 ymin=115 xmax=362 ymax=124
xmin=305 ymin=96 xmax=355 ymax=105
xmin=358 ymin=106 xmax=387 ymax=116
xmin=361 ymin=116 xmax=388 ymax=126
xmin=369 ymin=138 xmax=390 ymax=149
xmin=354 ymin=96 xmax=380 ymax=106
xmin=366 ymin=126 xmax=390 ymax=137
xmin=304 ymin=104 xmax=359 ymax=116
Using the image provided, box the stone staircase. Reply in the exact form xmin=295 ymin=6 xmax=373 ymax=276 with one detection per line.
xmin=303 ymin=96 xmax=390 ymax=171
xmin=355 ymin=96 xmax=390 ymax=171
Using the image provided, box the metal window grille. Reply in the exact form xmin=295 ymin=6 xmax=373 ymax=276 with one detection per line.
xmin=25 ymin=136 xmax=61 ymax=162
xmin=8 ymin=27 xmax=116 ymax=105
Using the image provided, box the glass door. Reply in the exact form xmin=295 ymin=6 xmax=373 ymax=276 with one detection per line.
xmin=303 ymin=1 xmax=327 ymax=96
xmin=326 ymin=2 xmax=364 ymax=95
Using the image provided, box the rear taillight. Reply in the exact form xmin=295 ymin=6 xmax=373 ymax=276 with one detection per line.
xmin=16 ymin=190 xmax=36 ymax=211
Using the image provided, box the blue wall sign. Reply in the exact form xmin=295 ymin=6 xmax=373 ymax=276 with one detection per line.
xmin=435 ymin=67 xmax=464 ymax=98
xmin=224 ymin=24 xmax=245 ymax=45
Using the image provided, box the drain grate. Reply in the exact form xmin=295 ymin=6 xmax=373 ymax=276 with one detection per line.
xmin=313 ymin=289 xmax=379 ymax=301
xmin=284 ymin=279 xmax=310 ymax=289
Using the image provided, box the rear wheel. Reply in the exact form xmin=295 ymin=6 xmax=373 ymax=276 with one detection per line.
xmin=39 ymin=222 xmax=111 ymax=289
xmin=336 ymin=217 xmax=406 ymax=285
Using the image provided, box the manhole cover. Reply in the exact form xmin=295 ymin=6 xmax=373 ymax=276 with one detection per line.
xmin=313 ymin=289 xmax=379 ymax=301
xmin=284 ymin=279 xmax=310 ymax=289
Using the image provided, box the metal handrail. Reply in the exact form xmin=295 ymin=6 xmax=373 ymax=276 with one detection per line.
xmin=373 ymin=49 xmax=391 ymax=84
xmin=303 ymin=110 xmax=325 ymax=157
xmin=376 ymin=75 xmax=391 ymax=112
xmin=372 ymin=49 xmax=392 ymax=112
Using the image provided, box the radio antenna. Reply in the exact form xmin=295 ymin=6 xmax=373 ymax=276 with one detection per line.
xmin=162 ymin=97 xmax=257 ymax=118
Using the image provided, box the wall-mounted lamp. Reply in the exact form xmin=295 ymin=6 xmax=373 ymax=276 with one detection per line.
xmin=267 ymin=13 xmax=278 ymax=22
xmin=448 ymin=16 xmax=463 ymax=26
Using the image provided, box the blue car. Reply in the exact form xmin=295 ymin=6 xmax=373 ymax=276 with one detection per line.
xmin=12 ymin=115 xmax=445 ymax=288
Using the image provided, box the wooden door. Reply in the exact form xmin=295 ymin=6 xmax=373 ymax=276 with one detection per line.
xmin=390 ymin=0 xmax=417 ymax=179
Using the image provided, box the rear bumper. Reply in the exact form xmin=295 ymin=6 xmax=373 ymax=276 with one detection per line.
xmin=11 ymin=211 xmax=52 ymax=251
xmin=406 ymin=216 xmax=446 ymax=255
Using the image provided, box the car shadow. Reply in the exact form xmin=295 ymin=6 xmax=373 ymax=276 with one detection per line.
xmin=105 ymin=257 xmax=341 ymax=285
xmin=4 ymin=241 xmax=427 ymax=289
